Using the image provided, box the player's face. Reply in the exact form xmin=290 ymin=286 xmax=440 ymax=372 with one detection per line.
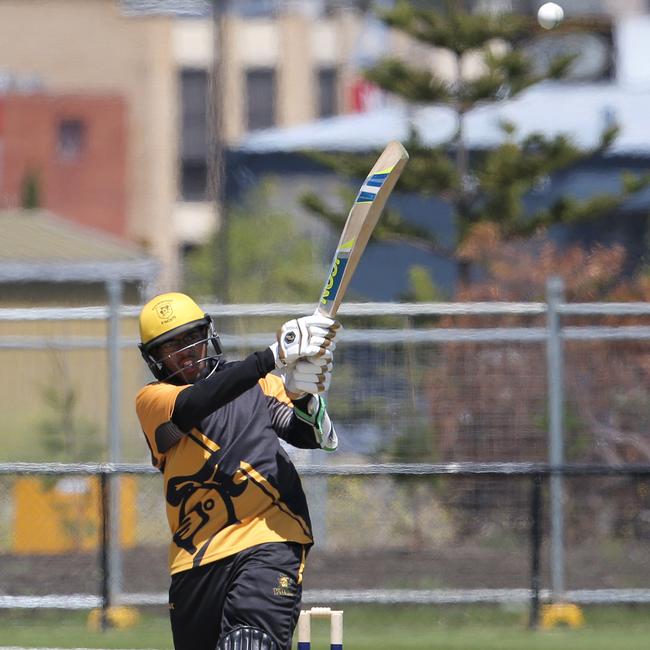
xmin=155 ymin=327 xmax=208 ymax=383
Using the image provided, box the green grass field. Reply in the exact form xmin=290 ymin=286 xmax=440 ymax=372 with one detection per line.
xmin=2 ymin=604 xmax=650 ymax=649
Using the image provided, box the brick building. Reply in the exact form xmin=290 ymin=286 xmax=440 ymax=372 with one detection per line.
xmin=0 ymin=93 xmax=127 ymax=238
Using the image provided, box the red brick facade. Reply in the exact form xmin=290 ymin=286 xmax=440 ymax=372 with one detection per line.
xmin=0 ymin=93 xmax=127 ymax=237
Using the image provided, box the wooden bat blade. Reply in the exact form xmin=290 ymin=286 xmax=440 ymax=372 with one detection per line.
xmin=316 ymin=141 xmax=409 ymax=317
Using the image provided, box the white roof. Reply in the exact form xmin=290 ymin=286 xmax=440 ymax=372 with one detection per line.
xmin=237 ymin=81 xmax=650 ymax=156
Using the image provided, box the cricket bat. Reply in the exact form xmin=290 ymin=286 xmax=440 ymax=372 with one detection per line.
xmin=316 ymin=140 xmax=409 ymax=318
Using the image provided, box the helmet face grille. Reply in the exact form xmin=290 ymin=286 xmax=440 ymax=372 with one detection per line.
xmin=157 ymin=337 xmax=222 ymax=384
xmin=139 ymin=317 xmax=223 ymax=384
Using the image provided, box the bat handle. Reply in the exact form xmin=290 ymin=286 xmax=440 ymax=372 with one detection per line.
xmin=314 ymin=304 xmax=337 ymax=319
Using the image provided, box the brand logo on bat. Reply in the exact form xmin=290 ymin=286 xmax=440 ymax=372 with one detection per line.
xmin=320 ymin=239 xmax=354 ymax=305
xmin=355 ymin=164 xmax=396 ymax=203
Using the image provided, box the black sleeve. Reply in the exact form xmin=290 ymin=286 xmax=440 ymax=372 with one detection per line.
xmin=171 ymin=348 xmax=276 ymax=432
xmin=266 ymin=394 xmax=320 ymax=449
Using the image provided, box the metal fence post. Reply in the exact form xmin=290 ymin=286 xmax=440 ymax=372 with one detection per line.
xmin=546 ymin=276 xmax=565 ymax=599
xmin=107 ymin=279 xmax=122 ymax=605
xmin=529 ymin=473 xmax=543 ymax=629
xmin=99 ymin=469 xmax=110 ymax=631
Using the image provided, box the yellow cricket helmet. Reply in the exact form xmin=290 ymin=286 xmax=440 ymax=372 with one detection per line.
xmin=139 ymin=292 xmax=206 ymax=348
xmin=138 ymin=292 xmax=222 ymax=383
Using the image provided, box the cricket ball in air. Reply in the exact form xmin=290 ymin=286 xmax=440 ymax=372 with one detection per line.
xmin=537 ymin=2 xmax=564 ymax=30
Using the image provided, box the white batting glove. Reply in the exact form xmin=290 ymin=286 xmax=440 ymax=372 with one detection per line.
xmin=280 ymin=357 xmax=333 ymax=398
xmin=293 ymin=394 xmax=339 ymax=452
xmin=270 ymin=314 xmax=340 ymax=369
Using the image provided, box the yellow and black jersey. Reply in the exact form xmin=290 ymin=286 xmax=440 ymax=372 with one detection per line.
xmin=135 ymin=349 xmax=319 ymax=575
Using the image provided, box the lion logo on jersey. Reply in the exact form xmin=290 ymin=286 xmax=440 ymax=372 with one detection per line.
xmin=166 ymin=459 xmax=247 ymax=554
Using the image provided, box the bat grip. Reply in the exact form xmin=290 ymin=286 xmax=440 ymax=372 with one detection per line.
xmin=314 ymin=304 xmax=337 ymax=319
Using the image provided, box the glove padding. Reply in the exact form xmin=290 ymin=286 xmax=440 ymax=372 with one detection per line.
xmin=293 ymin=394 xmax=338 ymax=452
xmin=270 ymin=314 xmax=340 ymax=369
xmin=280 ymin=356 xmax=332 ymax=398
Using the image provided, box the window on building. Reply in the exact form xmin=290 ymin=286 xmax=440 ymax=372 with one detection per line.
xmin=57 ymin=119 xmax=85 ymax=161
xmin=246 ymin=68 xmax=276 ymax=131
xmin=181 ymin=68 xmax=209 ymax=161
xmin=181 ymin=162 xmax=209 ymax=203
xmin=180 ymin=68 xmax=209 ymax=200
xmin=318 ymin=67 xmax=339 ymax=119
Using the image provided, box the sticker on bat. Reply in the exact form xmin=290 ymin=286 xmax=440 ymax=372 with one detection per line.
xmin=355 ymin=164 xmax=396 ymax=203
xmin=320 ymin=252 xmax=350 ymax=306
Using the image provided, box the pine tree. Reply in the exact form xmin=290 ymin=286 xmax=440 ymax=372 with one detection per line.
xmin=302 ymin=0 xmax=650 ymax=290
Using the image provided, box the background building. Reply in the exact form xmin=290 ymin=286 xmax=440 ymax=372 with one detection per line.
xmin=0 ymin=0 xmax=389 ymax=291
xmin=1 ymin=0 xmax=648 ymax=294
xmin=0 ymin=0 xmax=179 ymax=289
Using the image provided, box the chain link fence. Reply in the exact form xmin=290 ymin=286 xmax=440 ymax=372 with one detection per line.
xmin=0 ymin=280 xmax=649 ymax=616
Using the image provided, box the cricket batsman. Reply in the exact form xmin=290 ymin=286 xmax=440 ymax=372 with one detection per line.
xmin=135 ymin=292 xmax=340 ymax=650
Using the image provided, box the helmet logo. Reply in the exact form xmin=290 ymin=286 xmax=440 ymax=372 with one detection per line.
xmin=284 ymin=332 xmax=296 ymax=344
xmin=154 ymin=300 xmax=176 ymax=324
